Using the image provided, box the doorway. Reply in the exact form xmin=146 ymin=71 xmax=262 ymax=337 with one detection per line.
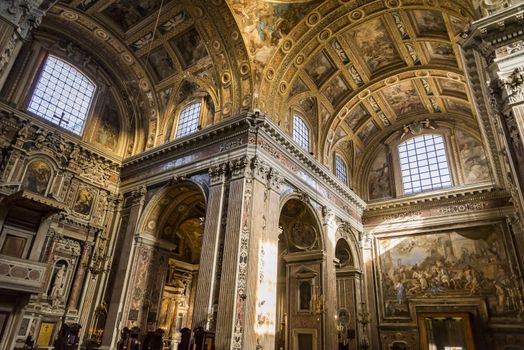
xmin=418 ymin=313 xmax=475 ymax=350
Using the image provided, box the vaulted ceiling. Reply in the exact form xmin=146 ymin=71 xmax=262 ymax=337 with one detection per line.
xmin=41 ymin=0 xmax=481 ymax=166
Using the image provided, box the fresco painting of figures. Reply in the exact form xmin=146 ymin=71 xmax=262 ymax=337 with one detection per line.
xmin=378 ymin=226 xmax=520 ymax=318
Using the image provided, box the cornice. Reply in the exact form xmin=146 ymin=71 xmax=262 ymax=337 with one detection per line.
xmin=122 ymin=111 xmax=367 ymax=212
xmin=122 ymin=113 xmax=252 ymax=168
xmin=255 ymin=113 xmax=367 ymax=211
xmin=463 ymin=4 xmax=524 ymax=48
xmin=365 ymin=184 xmax=509 ymax=214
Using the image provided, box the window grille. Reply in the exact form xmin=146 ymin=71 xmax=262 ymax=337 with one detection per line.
xmin=28 ymin=56 xmax=95 ymax=135
xmin=335 ymin=155 xmax=348 ymax=184
xmin=175 ymin=101 xmax=202 ymax=138
xmin=398 ymin=134 xmax=452 ymax=194
xmin=293 ymin=115 xmax=310 ymax=151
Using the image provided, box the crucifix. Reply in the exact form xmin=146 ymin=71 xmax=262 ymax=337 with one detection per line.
xmin=52 ymin=112 xmax=69 ymax=127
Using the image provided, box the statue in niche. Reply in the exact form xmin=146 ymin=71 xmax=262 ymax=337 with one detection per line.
xmin=299 ymin=281 xmax=312 ymax=311
xmin=23 ymin=160 xmax=52 ymax=195
xmin=50 ymin=263 xmax=68 ymax=306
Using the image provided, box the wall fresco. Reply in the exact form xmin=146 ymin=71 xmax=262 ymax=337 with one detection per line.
xmin=378 ymin=226 xmax=519 ymax=318
xmin=456 ymin=130 xmax=491 ymax=184
xmin=23 ymin=160 xmax=52 ymax=195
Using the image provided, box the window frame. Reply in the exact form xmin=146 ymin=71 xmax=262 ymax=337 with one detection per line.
xmin=292 ymin=113 xmax=311 ymax=152
xmin=166 ymin=98 xmax=209 ymax=141
xmin=26 ymin=54 xmax=97 ymax=136
xmin=334 ymin=153 xmax=349 ymax=185
xmin=393 ymin=133 xmax=454 ymax=196
xmin=173 ymin=100 xmax=203 ymax=138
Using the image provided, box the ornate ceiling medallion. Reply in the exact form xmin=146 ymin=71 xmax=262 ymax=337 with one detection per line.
xmin=295 ymin=54 xmax=305 ymax=66
xmin=385 ymin=0 xmax=402 ymax=8
xmin=60 ymin=11 xmax=79 ymax=21
xmin=306 ymin=11 xmax=321 ymax=27
xmin=221 ymin=72 xmax=232 ymax=86
xmin=94 ymin=29 xmax=109 ymax=41
xmin=279 ymin=82 xmax=288 ymax=95
xmin=349 ymin=9 xmax=365 ymax=22
xmin=282 ymin=39 xmax=294 ymax=53
xmin=385 ymin=76 xmax=400 ymax=85
xmin=240 ymin=62 xmax=250 ymax=76
xmin=266 ymin=68 xmax=275 ymax=81
xmin=319 ymin=29 xmax=332 ymax=42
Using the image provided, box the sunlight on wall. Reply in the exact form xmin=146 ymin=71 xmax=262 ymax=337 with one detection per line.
xmin=255 ymin=240 xmax=278 ymax=337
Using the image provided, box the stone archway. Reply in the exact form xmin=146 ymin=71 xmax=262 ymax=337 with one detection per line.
xmin=127 ymin=182 xmax=207 ymax=348
xmin=276 ymin=197 xmax=326 ymax=350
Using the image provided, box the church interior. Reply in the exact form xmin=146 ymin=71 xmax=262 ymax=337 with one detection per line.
xmin=0 ymin=0 xmax=523 ymax=349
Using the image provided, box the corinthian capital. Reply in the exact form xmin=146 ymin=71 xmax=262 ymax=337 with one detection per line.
xmin=209 ymin=163 xmax=227 ymax=185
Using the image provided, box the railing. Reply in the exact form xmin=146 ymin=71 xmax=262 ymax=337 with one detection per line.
xmin=0 ymin=254 xmax=47 ymax=293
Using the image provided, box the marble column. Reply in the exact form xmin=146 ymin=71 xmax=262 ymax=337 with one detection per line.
xmin=0 ymin=0 xmax=56 ymax=90
xmin=101 ymin=186 xmax=147 ymax=349
xmin=215 ymin=156 xmax=252 ymax=350
xmin=67 ymin=240 xmax=94 ymax=311
xmin=192 ymin=163 xmax=227 ymax=330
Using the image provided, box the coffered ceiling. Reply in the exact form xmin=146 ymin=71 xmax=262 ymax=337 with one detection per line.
xmin=40 ymin=0 xmax=479 ymax=166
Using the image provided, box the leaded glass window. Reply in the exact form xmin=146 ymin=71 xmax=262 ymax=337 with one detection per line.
xmin=293 ymin=114 xmax=310 ymax=151
xmin=28 ymin=56 xmax=95 ymax=135
xmin=335 ymin=154 xmax=348 ymax=184
xmin=175 ymin=101 xmax=201 ymax=138
xmin=398 ymin=134 xmax=452 ymax=194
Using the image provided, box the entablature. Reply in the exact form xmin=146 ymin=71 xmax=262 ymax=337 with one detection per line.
xmin=363 ymin=185 xmax=513 ymax=232
xmin=121 ymin=111 xmax=366 ymax=225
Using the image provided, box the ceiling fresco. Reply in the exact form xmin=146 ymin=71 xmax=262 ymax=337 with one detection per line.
xmin=46 ymin=0 xmax=478 ymax=168
xmin=227 ymin=0 xmax=322 ymax=68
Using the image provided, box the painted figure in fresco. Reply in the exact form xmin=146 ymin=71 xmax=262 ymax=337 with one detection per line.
xmin=369 ymin=161 xmax=391 ymax=199
xmin=73 ymin=189 xmax=94 ymax=216
xmin=23 ymin=160 xmax=51 ymax=195
xmin=380 ymin=229 xmax=517 ymax=317
xmin=96 ymin=109 xmax=119 ymax=150
xmin=395 ymin=280 xmax=405 ymax=305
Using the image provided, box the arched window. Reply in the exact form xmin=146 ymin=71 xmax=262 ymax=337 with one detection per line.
xmin=175 ymin=101 xmax=202 ymax=138
xmin=398 ymin=134 xmax=452 ymax=194
xmin=28 ymin=56 xmax=95 ymax=135
xmin=293 ymin=114 xmax=310 ymax=151
xmin=335 ymin=154 xmax=348 ymax=185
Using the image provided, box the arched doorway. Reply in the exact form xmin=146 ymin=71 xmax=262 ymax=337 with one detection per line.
xmin=138 ymin=182 xmax=206 ymax=348
xmin=334 ymin=227 xmax=362 ymax=350
xmin=276 ymin=198 xmax=325 ymax=350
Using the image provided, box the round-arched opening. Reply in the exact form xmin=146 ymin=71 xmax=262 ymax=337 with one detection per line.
xmin=335 ymin=239 xmax=354 ymax=268
xmin=139 ymin=182 xmax=206 ymax=344
xmin=276 ymin=197 xmax=324 ymax=349
xmin=279 ymin=198 xmax=322 ymax=252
